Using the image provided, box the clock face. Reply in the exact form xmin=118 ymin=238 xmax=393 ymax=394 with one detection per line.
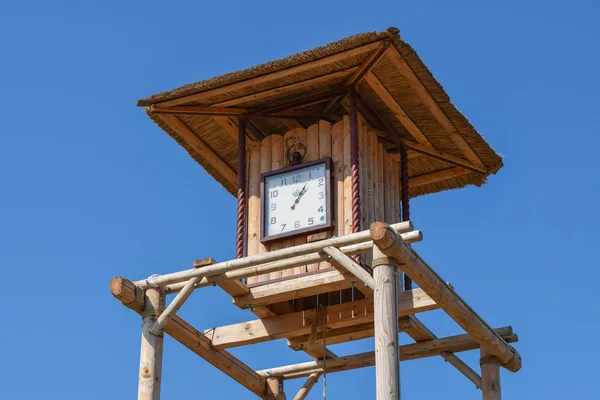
xmin=261 ymin=158 xmax=333 ymax=243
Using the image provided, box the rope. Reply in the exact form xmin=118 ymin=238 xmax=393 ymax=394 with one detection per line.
xmin=308 ymin=305 xmax=328 ymax=400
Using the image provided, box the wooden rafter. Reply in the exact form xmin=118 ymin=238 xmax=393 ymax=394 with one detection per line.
xmin=213 ymin=67 xmax=358 ymax=107
xmin=409 ymin=167 xmax=472 ymax=188
xmin=322 ymin=41 xmax=390 ymax=117
xmin=364 ymin=71 xmax=432 ymax=146
xmin=211 ymin=116 xmax=252 ymax=141
xmin=150 ymin=104 xmax=324 ymax=119
xmin=356 ymin=92 xmax=487 ymax=174
xmin=154 ymin=41 xmax=382 ymax=107
xmin=109 ymin=277 xmax=266 ymax=397
xmin=386 ymin=47 xmax=486 ymax=170
xmin=205 ymin=288 xmax=437 ymax=350
xmin=157 ymin=114 xmax=237 ymax=187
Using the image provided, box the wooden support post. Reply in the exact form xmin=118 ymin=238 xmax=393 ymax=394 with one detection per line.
xmin=370 ymin=222 xmax=522 ymax=372
xmin=139 ymin=287 xmax=165 ymax=400
xmin=266 ymin=376 xmax=286 ymax=400
xmin=293 ymin=373 xmax=321 ymax=400
xmin=372 ymin=245 xmax=400 ymax=400
xmin=111 ymin=277 xmax=266 ymax=397
xmin=481 ymin=349 xmax=502 ymax=400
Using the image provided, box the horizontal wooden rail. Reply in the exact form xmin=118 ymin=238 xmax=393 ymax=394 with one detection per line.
xmin=204 ymin=288 xmax=437 ymax=349
xmin=133 ymin=221 xmax=415 ymax=289
xmin=370 ymin=221 xmax=522 ymax=372
xmin=109 ymin=277 xmax=266 ymax=397
xmin=257 ymin=327 xmax=517 ymax=380
xmin=166 ymin=229 xmax=419 ymax=294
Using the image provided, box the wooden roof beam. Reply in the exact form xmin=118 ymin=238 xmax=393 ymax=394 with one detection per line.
xmin=409 ymin=167 xmax=472 ymax=188
xmin=153 ymin=41 xmax=382 ymax=107
xmin=149 ymin=104 xmax=324 ymax=119
xmin=364 ymin=71 xmax=433 ymax=146
xmin=386 ymin=47 xmax=486 ymax=170
xmin=109 ymin=277 xmax=266 ymax=397
xmin=204 ymin=287 xmax=438 ymax=350
xmin=157 ymin=114 xmax=238 ymax=188
xmin=213 ymin=67 xmax=358 ymax=107
xmin=370 ymin=222 xmax=522 ymax=372
xmin=356 ymin=92 xmax=487 ymax=174
xmin=322 ymin=41 xmax=390 ymax=117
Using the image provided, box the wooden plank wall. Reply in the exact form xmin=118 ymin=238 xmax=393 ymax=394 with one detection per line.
xmin=246 ymin=117 xmax=401 ymax=289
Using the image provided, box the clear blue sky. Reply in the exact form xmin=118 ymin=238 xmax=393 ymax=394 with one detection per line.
xmin=1 ymin=1 xmax=598 ymax=398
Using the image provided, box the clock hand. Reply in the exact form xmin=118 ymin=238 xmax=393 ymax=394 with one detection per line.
xmin=291 ymin=184 xmax=308 ymax=210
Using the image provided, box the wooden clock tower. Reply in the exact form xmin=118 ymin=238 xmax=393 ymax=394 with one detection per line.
xmin=110 ymin=27 xmax=520 ymax=400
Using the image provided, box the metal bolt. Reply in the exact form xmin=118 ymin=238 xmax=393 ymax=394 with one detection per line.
xmin=266 ymin=370 xmax=272 ymax=376
xmin=295 ymin=290 xmax=300 ymax=295
xmin=350 ymin=282 xmax=356 ymax=288
xmin=194 ymin=283 xmax=198 ymax=287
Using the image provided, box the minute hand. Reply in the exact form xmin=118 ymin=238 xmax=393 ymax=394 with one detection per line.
xmin=290 ymin=185 xmax=308 ymax=210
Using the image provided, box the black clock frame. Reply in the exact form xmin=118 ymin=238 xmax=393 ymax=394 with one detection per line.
xmin=260 ymin=157 xmax=334 ymax=244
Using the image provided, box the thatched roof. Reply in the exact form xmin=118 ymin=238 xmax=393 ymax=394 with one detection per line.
xmin=138 ymin=27 xmax=502 ymax=198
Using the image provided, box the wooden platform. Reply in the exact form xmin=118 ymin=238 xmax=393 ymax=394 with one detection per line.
xmin=110 ymin=221 xmax=520 ymax=399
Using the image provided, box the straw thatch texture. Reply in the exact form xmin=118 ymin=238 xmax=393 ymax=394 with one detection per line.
xmin=139 ymin=27 xmax=502 ymax=198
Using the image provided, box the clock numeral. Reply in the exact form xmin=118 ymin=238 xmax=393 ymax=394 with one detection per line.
xmin=318 ymin=206 xmax=324 ymax=213
xmin=270 ymin=190 xmax=278 ymax=198
xmin=270 ymin=203 xmax=276 ymax=211
xmin=308 ymin=217 xmax=314 ymax=226
xmin=293 ymin=174 xmax=301 ymax=183
xmin=318 ymin=192 xmax=324 ymax=199
xmin=280 ymin=223 xmax=287 ymax=232
xmin=270 ymin=217 xmax=276 ymax=225
xmin=318 ymin=178 xmax=324 ymax=187
xmin=294 ymin=221 xmax=300 ymax=229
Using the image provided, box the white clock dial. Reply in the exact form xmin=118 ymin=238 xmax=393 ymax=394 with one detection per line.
xmin=263 ymin=161 xmax=329 ymax=239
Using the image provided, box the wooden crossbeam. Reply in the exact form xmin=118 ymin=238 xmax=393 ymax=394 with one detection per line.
xmin=386 ymin=47 xmax=486 ymax=170
xmin=109 ymin=277 xmax=266 ymax=397
xmin=214 ymin=68 xmax=358 ymax=107
xmin=356 ymin=92 xmax=487 ymax=174
xmin=288 ymin=316 xmax=418 ymax=352
xmin=364 ymin=71 xmax=432 ymax=146
xmin=322 ymin=41 xmax=389 ymax=117
xmin=409 ymin=167 xmax=472 ymax=188
xmin=370 ymin=222 xmax=522 ymax=372
xmin=402 ymin=138 xmax=487 ymax=174
xmin=205 ymin=288 xmax=437 ymax=349
xmin=149 ymin=105 xmax=324 ymax=119
xmin=152 ymin=41 xmax=382 ymax=107
xmin=233 ymin=269 xmax=361 ymax=307
xmin=257 ymin=327 xmax=517 ymax=380
xmin=403 ymin=316 xmax=483 ymax=389
xmin=157 ymin=115 xmax=237 ymax=188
